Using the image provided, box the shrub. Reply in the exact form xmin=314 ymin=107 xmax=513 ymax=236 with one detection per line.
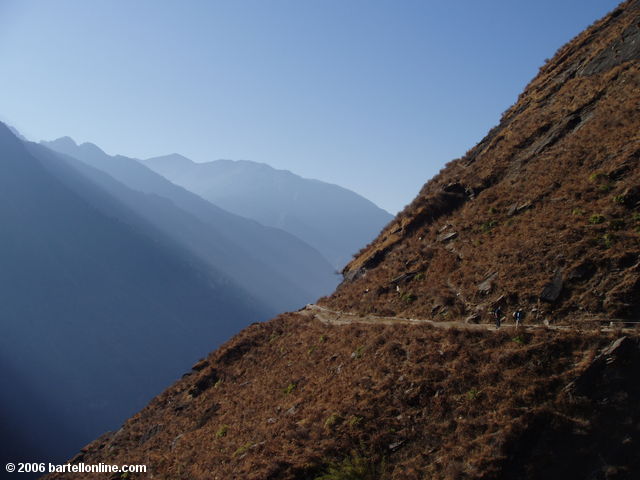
xmin=602 ymin=233 xmax=616 ymax=248
xmin=348 ymin=416 xmax=363 ymax=427
xmin=216 ymin=425 xmax=229 ymax=438
xmin=233 ymin=442 xmax=252 ymax=457
xmin=589 ymin=214 xmax=605 ymax=224
xmin=324 ymin=413 xmax=343 ymax=429
xmin=466 ymin=388 xmax=481 ymax=401
xmin=283 ymin=383 xmax=297 ymax=395
xmin=401 ymin=292 xmax=417 ymax=303
xmin=314 ymin=453 xmax=386 ymax=480
xmin=589 ymin=172 xmax=608 ymax=183
xmin=481 ymin=220 xmax=498 ymax=232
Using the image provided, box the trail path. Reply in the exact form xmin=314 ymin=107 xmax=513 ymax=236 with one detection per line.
xmin=299 ymin=304 xmax=637 ymax=333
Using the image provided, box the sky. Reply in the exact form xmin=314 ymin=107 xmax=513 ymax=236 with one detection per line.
xmin=0 ymin=0 xmax=622 ymax=213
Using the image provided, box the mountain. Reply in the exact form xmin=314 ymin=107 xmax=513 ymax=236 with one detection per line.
xmin=42 ymin=1 xmax=640 ymax=479
xmin=142 ymin=154 xmax=393 ymax=269
xmin=41 ymin=137 xmax=338 ymax=313
xmin=0 ymin=123 xmax=267 ymax=470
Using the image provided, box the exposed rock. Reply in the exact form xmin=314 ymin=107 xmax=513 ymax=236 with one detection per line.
xmin=601 ymin=336 xmax=635 ymax=357
xmin=567 ymin=261 xmax=596 ymax=282
xmin=540 ymin=270 xmax=564 ymax=303
xmin=388 ymin=440 xmax=406 ymax=451
xmin=343 ymin=267 xmax=366 ymax=283
xmin=570 ymin=336 xmax=640 ymax=398
xmin=580 ymin=18 xmax=640 ymax=76
xmin=191 ymin=358 xmax=209 ymax=371
xmin=188 ymin=370 xmax=219 ymax=398
xmin=620 ymin=185 xmax=640 ymax=208
xmin=465 ymin=313 xmax=481 ymax=324
xmin=285 ymin=406 xmax=297 ymax=416
xmin=507 ymin=202 xmax=533 ymax=216
xmin=390 ymin=272 xmax=417 ymax=285
xmin=478 ymin=272 xmax=497 ymax=295
xmin=437 ymin=231 xmax=458 ymax=242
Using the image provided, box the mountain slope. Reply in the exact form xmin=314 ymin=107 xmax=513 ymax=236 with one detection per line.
xmin=142 ymin=154 xmax=393 ymax=269
xmin=322 ymin=1 xmax=640 ymax=325
xmin=42 ymin=1 xmax=640 ymax=479
xmin=0 ymin=123 xmax=265 ymax=469
xmin=40 ymin=138 xmax=338 ymax=312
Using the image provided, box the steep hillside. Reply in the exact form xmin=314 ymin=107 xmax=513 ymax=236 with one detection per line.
xmin=45 ymin=318 xmax=640 ymax=480
xmin=42 ymin=1 xmax=640 ymax=479
xmin=40 ymin=138 xmax=338 ymax=312
xmin=322 ymin=0 xmax=640 ymax=326
xmin=0 ymin=123 xmax=265 ymax=469
xmin=142 ymin=155 xmax=393 ymax=269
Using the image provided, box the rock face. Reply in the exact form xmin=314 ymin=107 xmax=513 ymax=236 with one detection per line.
xmin=540 ymin=270 xmax=564 ymax=303
xmin=42 ymin=2 xmax=640 ymax=479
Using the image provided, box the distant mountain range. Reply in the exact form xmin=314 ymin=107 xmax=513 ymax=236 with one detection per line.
xmin=142 ymin=154 xmax=393 ymax=268
xmin=42 ymin=137 xmax=339 ymax=313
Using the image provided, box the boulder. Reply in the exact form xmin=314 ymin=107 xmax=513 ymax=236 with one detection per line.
xmin=478 ymin=272 xmax=497 ymax=294
xmin=540 ymin=270 xmax=564 ymax=302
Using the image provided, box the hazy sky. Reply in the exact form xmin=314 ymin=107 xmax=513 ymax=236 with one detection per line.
xmin=0 ymin=0 xmax=621 ymax=213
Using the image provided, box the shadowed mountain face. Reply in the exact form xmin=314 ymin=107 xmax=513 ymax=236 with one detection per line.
xmin=41 ymin=138 xmax=338 ymax=313
xmin=142 ymin=154 xmax=393 ymax=269
xmin=0 ymin=123 xmax=266 ymax=469
xmin=42 ymin=2 xmax=640 ymax=479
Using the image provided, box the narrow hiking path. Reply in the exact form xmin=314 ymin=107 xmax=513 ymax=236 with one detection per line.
xmin=299 ymin=304 xmax=639 ymax=333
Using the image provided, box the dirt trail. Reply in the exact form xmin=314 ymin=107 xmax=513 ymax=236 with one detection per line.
xmin=299 ymin=304 xmax=638 ymax=333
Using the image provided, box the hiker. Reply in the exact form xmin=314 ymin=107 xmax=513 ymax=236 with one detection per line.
xmin=494 ymin=306 xmax=503 ymax=328
xmin=513 ymin=309 xmax=523 ymax=329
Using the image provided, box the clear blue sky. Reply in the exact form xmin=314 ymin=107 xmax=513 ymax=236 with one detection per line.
xmin=0 ymin=0 xmax=622 ymax=213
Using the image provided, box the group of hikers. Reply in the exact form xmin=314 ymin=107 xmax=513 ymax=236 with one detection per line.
xmin=493 ymin=306 xmax=524 ymax=329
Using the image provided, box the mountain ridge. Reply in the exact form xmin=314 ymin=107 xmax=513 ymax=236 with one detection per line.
xmin=142 ymin=152 xmax=394 ymax=269
xmin=41 ymin=136 xmax=339 ymax=313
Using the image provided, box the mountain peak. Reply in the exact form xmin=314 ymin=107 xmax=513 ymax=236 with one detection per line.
xmin=45 ymin=136 xmax=78 ymax=149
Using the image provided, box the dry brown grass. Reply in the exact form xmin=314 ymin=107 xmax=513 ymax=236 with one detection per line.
xmin=43 ymin=315 xmax=639 ymax=480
